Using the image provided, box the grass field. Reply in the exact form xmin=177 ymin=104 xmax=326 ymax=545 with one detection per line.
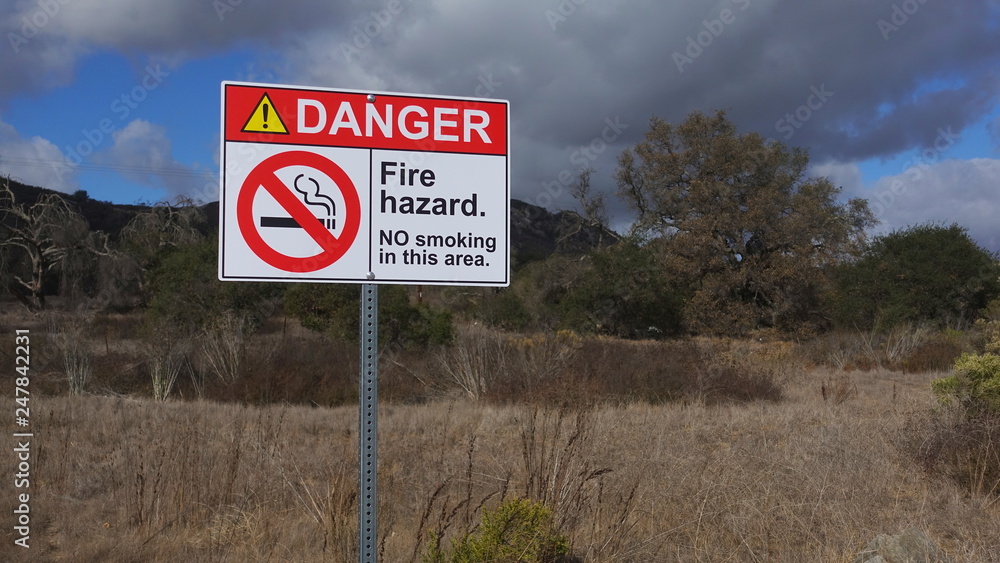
xmin=2 ymin=356 xmax=998 ymax=561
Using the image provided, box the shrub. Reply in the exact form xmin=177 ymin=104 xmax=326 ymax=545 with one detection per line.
xmin=437 ymin=324 xmax=510 ymax=400
xmin=424 ymin=498 xmax=570 ymax=563
xmin=689 ymin=338 xmax=788 ymax=404
xmin=145 ymin=237 xmax=282 ymax=331
xmin=199 ymin=310 xmax=253 ymax=385
xmin=52 ymin=319 xmax=92 ymax=395
xmin=801 ymin=324 xmax=961 ymax=372
xmin=556 ymin=242 xmax=685 ymax=339
xmin=477 ymin=289 xmax=533 ymax=331
xmin=913 ymin=345 xmax=1000 ymax=499
xmin=507 ymin=330 xmax=582 ymax=393
xmin=933 ymin=353 xmax=1000 ymax=417
xmin=223 ymin=335 xmax=358 ymax=406
xmin=406 ymin=305 xmax=455 ymax=347
xmin=284 ymin=283 xmax=356 ymax=338
xmin=285 ymin=284 xmax=453 ymax=347
xmin=971 ymin=298 xmax=1000 ymax=354
xmin=141 ymin=322 xmax=190 ymax=401
xmin=907 ymin=408 xmax=1000 ymax=500
xmin=476 ymin=255 xmax=591 ymax=333
xmin=898 ymin=339 xmax=963 ymax=373
xmin=438 ymin=327 xmax=587 ymax=404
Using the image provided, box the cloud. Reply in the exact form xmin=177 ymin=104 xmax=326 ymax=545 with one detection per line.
xmin=865 ymin=158 xmax=1000 ymax=253
xmin=261 ymin=0 xmax=1000 ymax=209
xmin=0 ymin=117 xmax=77 ymax=191
xmin=989 ymin=115 xmax=1000 ymax=153
xmin=4 ymin=0 xmax=998 ymax=220
xmin=9 ymin=1 xmax=996 ymax=159
xmin=6 ymin=0 xmax=361 ymax=55
xmin=1 ymin=10 xmax=81 ymax=100
xmin=98 ymin=119 xmax=215 ymax=202
xmin=808 ymin=160 xmax=865 ymax=196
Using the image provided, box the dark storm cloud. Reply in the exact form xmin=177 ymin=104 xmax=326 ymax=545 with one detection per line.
xmin=5 ymin=0 xmax=361 ymax=56
xmin=8 ymin=0 xmax=996 ymax=160
xmin=272 ymin=0 xmax=997 ymax=199
xmin=3 ymin=0 xmax=998 ymax=241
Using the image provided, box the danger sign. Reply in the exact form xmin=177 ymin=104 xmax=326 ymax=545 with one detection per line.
xmin=219 ymin=81 xmax=510 ymax=286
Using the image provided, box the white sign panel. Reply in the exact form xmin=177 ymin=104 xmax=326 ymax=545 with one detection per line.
xmin=219 ymin=81 xmax=510 ymax=286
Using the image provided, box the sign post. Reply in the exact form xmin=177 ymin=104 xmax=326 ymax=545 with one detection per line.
xmin=219 ymin=81 xmax=509 ymax=561
xmin=358 ymin=283 xmax=378 ymax=562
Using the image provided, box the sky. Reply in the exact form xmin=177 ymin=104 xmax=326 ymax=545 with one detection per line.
xmin=1 ymin=0 xmax=999 ymax=251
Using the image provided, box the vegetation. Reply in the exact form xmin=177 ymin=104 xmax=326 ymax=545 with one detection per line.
xmin=613 ymin=110 xmax=875 ymax=336
xmin=0 ymin=178 xmax=106 ymax=308
xmin=2 ymin=108 xmax=1000 ymax=559
xmin=284 ymin=283 xmax=453 ymax=347
xmin=4 ymin=368 xmax=1000 ymax=562
xmin=933 ymin=352 xmax=1000 ymax=415
xmin=145 ymin=237 xmax=281 ymax=330
xmin=832 ymin=223 xmax=1000 ymax=331
xmin=556 ymin=241 xmax=684 ymax=339
xmin=424 ymin=498 xmax=569 ymax=563
xmin=918 ymin=321 xmax=1000 ymax=500
xmin=4 ymin=115 xmax=998 ymax=342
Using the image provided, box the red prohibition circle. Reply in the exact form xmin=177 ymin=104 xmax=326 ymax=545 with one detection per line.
xmin=237 ymin=151 xmax=361 ymax=272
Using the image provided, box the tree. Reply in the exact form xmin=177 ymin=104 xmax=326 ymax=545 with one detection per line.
xmin=569 ymin=167 xmax=610 ymax=233
xmin=119 ymin=198 xmax=207 ymax=301
xmin=830 ymin=223 xmax=1000 ymax=330
xmin=614 ymin=110 xmax=874 ymax=335
xmin=0 ymin=177 xmax=95 ymax=308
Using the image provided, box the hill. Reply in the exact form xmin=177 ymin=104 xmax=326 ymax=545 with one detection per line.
xmin=4 ymin=178 xmax=146 ymax=236
xmin=3 ymin=178 xmax=614 ymax=264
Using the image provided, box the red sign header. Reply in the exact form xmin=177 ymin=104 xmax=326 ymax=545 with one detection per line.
xmin=224 ymin=83 xmax=508 ymax=156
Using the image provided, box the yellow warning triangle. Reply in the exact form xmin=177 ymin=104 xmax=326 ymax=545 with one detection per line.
xmin=242 ymin=93 xmax=288 ymax=134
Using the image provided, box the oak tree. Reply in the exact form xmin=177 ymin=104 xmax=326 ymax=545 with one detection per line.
xmin=615 ymin=110 xmax=874 ymax=335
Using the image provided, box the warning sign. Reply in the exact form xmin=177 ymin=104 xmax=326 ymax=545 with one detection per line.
xmin=241 ymin=93 xmax=289 ymax=134
xmin=219 ymin=81 xmax=510 ymax=286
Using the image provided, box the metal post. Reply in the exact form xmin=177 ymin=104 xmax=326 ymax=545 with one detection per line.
xmin=359 ymin=283 xmax=378 ymax=562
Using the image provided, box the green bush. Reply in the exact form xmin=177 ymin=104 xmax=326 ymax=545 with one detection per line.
xmin=478 ymin=289 xmax=533 ymax=331
xmin=483 ymin=243 xmax=685 ymax=338
xmin=145 ymin=237 xmax=283 ymax=331
xmin=424 ymin=498 xmax=570 ymax=563
xmin=407 ymin=305 xmax=456 ymax=347
xmin=476 ymin=254 xmax=591 ymax=332
xmin=917 ymin=351 xmax=1000 ymax=499
xmin=933 ymin=353 xmax=1000 ymax=416
xmin=284 ymin=284 xmax=453 ymax=347
xmin=557 ymin=242 xmax=684 ymax=339
xmin=830 ymin=223 xmax=1000 ymax=331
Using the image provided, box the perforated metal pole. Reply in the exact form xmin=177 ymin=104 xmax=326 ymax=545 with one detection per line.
xmin=359 ymin=283 xmax=378 ymax=563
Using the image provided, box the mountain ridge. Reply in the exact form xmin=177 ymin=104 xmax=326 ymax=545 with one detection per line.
xmin=2 ymin=178 xmax=614 ymax=265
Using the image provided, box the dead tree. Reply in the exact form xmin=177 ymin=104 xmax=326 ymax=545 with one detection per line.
xmin=0 ymin=177 xmax=91 ymax=309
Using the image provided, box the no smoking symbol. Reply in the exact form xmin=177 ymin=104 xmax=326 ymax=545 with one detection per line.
xmin=237 ymin=151 xmax=361 ymax=273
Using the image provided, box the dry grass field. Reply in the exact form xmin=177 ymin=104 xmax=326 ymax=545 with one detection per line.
xmin=2 ymin=355 xmax=998 ymax=561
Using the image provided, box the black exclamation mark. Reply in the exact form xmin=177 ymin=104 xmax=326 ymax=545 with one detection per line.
xmin=262 ymin=103 xmax=269 ymax=129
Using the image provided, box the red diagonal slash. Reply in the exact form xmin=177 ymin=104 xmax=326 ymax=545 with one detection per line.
xmin=237 ymin=151 xmax=361 ymax=272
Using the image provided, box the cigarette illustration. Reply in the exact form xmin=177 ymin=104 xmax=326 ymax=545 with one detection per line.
xmin=260 ymin=173 xmax=336 ymax=229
